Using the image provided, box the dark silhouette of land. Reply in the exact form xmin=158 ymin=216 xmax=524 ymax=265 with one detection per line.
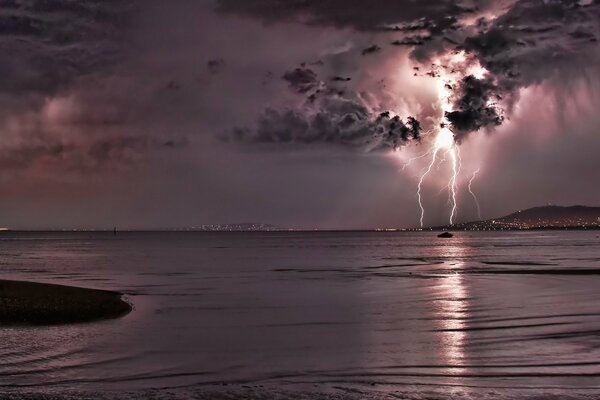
xmin=0 ymin=280 xmax=131 ymax=326
xmin=435 ymin=205 xmax=600 ymax=230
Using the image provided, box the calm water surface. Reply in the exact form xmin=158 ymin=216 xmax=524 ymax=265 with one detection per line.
xmin=1 ymin=231 xmax=599 ymax=399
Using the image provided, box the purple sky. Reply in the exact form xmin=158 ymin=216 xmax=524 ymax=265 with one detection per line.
xmin=1 ymin=0 xmax=599 ymax=229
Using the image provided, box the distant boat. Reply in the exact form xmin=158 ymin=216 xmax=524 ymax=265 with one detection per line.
xmin=437 ymin=232 xmax=453 ymax=238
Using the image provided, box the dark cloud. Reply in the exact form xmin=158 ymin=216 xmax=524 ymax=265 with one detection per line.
xmin=215 ymin=0 xmax=489 ymax=32
xmin=213 ymin=0 xmax=505 ymax=142
xmin=281 ymin=65 xmax=355 ymax=104
xmin=88 ymin=136 xmax=148 ymax=164
xmin=0 ymin=138 xmax=137 ymax=172
xmin=391 ymin=36 xmax=431 ymax=46
xmin=227 ymin=60 xmax=422 ymax=151
xmin=224 ymin=96 xmax=420 ymax=151
xmin=445 ymin=75 xmax=504 ymax=139
xmin=0 ymin=132 xmax=188 ymax=174
xmin=217 ymin=0 xmax=600 ymax=143
xmin=282 ymin=67 xmax=320 ymax=93
xmin=2 ymin=0 xmax=600 ymax=229
xmin=207 ymin=58 xmax=226 ymax=74
xmin=0 ymin=0 xmax=138 ymax=173
xmin=361 ymin=44 xmax=381 ymax=55
xmin=0 ymin=0 xmax=197 ymax=176
xmin=215 ymin=0 xmax=492 ymax=70
xmin=427 ymin=15 xmax=461 ymax=36
xmin=463 ymin=1 xmax=600 ymax=88
xmin=0 ymin=142 xmax=72 ymax=170
xmin=437 ymin=0 xmax=596 ymax=139
xmin=0 ymin=0 xmax=130 ymax=101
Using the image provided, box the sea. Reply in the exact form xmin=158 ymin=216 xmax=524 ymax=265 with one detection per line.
xmin=0 ymin=231 xmax=599 ymax=399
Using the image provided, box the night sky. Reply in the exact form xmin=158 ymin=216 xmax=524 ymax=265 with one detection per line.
xmin=1 ymin=0 xmax=599 ymax=229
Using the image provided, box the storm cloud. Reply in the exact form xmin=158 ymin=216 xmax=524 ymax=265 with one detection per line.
xmin=1 ymin=0 xmax=599 ymax=229
xmin=0 ymin=0 xmax=130 ymax=105
xmin=225 ymin=96 xmax=420 ymax=151
xmin=452 ymin=0 xmax=600 ymax=137
xmin=217 ymin=0 xmax=600 ymax=142
xmin=215 ymin=0 xmax=487 ymax=32
xmin=445 ymin=75 xmax=505 ymax=139
xmin=282 ymin=67 xmax=320 ymax=93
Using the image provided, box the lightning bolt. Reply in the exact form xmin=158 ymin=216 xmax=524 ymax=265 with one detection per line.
xmin=448 ymin=146 xmax=460 ymax=225
xmin=437 ymin=151 xmax=448 ymax=171
xmin=408 ymin=51 xmax=489 ymax=228
xmin=468 ymin=168 xmax=482 ymax=220
xmin=417 ymin=148 xmax=439 ymax=227
xmin=417 ymin=127 xmax=459 ymax=227
xmin=402 ymin=150 xmax=431 ymax=171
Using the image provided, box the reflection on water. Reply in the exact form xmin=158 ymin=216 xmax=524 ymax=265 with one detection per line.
xmin=1 ymin=231 xmax=600 ymax=398
xmin=432 ymin=239 xmax=469 ymax=374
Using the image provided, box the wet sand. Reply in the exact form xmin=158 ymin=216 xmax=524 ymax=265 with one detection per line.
xmin=0 ymin=279 xmax=131 ymax=325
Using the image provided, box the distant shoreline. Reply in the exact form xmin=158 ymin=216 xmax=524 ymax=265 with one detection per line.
xmin=422 ymin=226 xmax=600 ymax=232
xmin=0 ymin=279 xmax=131 ymax=326
xmin=0 ymin=228 xmax=598 ymax=233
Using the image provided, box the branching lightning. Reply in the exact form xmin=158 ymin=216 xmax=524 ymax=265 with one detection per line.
xmin=409 ymin=52 xmax=488 ymax=228
xmin=468 ymin=168 xmax=482 ymax=220
xmin=415 ymin=57 xmax=460 ymax=227
xmin=448 ymin=145 xmax=460 ymax=225
xmin=401 ymin=150 xmax=431 ymax=171
xmin=416 ymin=127 xmax=460 ymax=227
xmin=417 ymin=146 xmax=439 ymax=227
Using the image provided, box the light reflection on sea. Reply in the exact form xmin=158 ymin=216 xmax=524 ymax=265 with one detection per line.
xmin=433 ymin=238 xmax=469 ymax=376
xmin=0 ymin=231 xmax=599 ymax=399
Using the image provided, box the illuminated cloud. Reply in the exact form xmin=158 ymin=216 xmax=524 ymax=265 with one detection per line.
xmin=217 ymin=0 xmax=600 ymax=143
xmin=1 ymin=0 xmax=599 ymax=228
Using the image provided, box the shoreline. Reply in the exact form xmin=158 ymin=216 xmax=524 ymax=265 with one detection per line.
xmin=0 ymin=279 xmax=131 ymax=326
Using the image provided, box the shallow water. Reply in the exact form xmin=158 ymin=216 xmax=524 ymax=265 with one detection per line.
xmin=0 ymin=231 xmax=599 ymax=398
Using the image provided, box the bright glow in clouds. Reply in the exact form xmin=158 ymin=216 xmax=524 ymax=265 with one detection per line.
xmin=435 ymin=128 xmax=455 ymax=150
xmin=401 ymin=52 xmax=488 ymax=227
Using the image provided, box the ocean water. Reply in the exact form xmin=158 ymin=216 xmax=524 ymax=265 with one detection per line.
xmin=0 ymin=231 xmax=600 ymax=399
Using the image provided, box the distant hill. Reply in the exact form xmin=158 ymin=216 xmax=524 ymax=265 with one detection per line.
xmin=438 ymin=205 xmax=600 ymax=230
